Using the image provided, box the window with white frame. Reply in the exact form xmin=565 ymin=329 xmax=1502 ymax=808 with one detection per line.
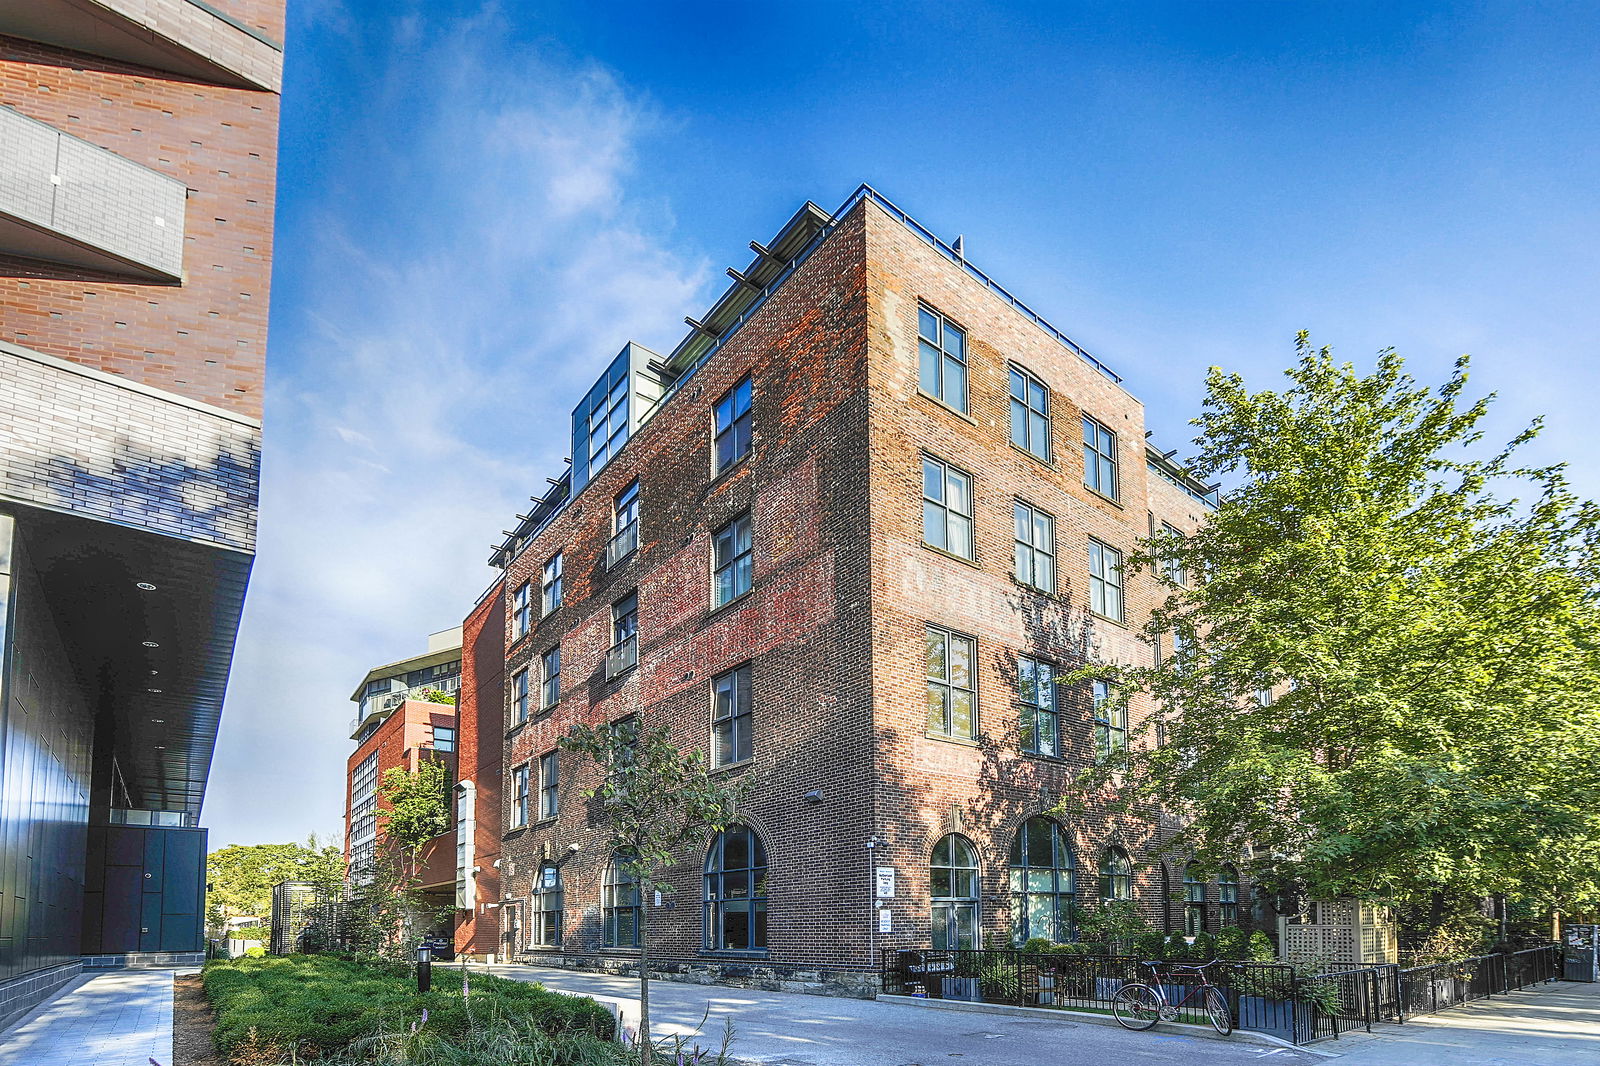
xmin=349 ymin=751 xmax=379 ymax=875
xmin=511 ymin=581 xmax=531 ymax=641
xmin=922 ymin=455 xmax=974 ymax=560
xmin=1009 ymin=366 xmax=1051 ymax=460
xmin=1088 ymin=539 xmax=1124 ymax=621
xmin=1013 ymin=500 xmax=1055 ymax=592
xmin=917 ymin=305 xmax=968 ymax=413
xmin=510 ymin=666 xmax=529 ymax=725
xmin=538 ymin=750 xmax=559 ymax=819
xmin=540 ymin=553 xmax=563 ymax=615
xmin=533 ymin=862 xmax=563 ymax=946
xmin=540 ymin=646 xmax=560 ymax=709
xmin=510 ymin=763 xmax=530 ymax=828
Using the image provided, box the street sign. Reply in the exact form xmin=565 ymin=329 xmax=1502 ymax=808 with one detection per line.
xmin=875 ymin=866 xmax=895 ymax=899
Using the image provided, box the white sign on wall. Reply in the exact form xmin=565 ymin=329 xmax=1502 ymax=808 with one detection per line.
xmin=878 ymin=908 xmax=892 ymax=933
xmin=875 ymin=866 xmax=896 ymax=899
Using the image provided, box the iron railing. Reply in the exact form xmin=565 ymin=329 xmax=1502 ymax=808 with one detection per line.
xmin=606 ymin=523 xmax=639 ymax=569
xmin=605 ymin=636 xmax=638 ymax=680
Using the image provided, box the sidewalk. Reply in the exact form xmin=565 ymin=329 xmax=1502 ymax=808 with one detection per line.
xmin=1320 ymin=980 xmax=1600 ymax=1064
xmin=0 ymin=970 xmax=174 ymax=1066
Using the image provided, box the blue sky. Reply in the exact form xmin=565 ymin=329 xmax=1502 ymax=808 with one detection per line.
xmin=206 ymin=0 xmax=1600 ymax=845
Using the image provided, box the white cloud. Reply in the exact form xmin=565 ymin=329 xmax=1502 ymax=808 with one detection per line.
xmin=205 ymin=12 xmax=707 ymax=845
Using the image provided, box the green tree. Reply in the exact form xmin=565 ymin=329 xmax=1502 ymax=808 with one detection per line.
xmin=205 ymin=837 xmax=344 ymax=936
xmin=377 ymin=759 xmax=452 ymax=859
xmin=1069 ymin=335 xmax=1600 ymax=938
xmin=560 ymin=718 xmax=747 ymax=1066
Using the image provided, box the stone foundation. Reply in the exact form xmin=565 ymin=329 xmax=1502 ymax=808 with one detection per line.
xmin=523 ymin=953 xmax=881 ymax=999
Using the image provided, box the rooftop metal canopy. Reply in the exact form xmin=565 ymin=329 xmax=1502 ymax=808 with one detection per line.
xmin=16 ymin=502 xmax=251 ymax=818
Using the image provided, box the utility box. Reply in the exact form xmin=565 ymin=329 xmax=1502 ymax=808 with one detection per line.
xmin=1564 ymin=924 xmax=1598 ymax=982
xmin=1278 ymin=899 xmax=1398 ymax=966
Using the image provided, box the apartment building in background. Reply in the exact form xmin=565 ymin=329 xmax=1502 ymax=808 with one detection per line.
xmin=0 ymin=0 xmax=283 ymax=1024
xmin=452 ymin=580 xmax=505 ymax=960
xmin=484 ymin=186 xmax=1253 ymax=996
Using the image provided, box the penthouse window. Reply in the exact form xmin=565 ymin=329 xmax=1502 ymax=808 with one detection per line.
xmin=926 ymin=625 xmax=976 ymax=740
xmin=1009 ymin=367 xmax=1051 ymax=460
xmin=510 ymin=667 xmax=529 ymax=725
xmin=711 ymin=664 xmax=752 ymax=767
xmin=540 ymin=646 xmax=560 ymax=709
xmin=538 ymin=750 xmax=559 ymax=820
xmin=922 ymin=456 xmax=974 ymax=560
xmin=704 ymin=825 xmax=768 ymax=952
xmin=576 ymin=357 xmax=630 ymax=482
xmin=510 ymin=764 xmax=530 ymax=828
xmin=714 ymin=376 xmax=753 ymax=473
xmin=1083 ymin=414 xmax=1119 ymax=501
xmin=1088 ymin=539 xmax=1124 ymax=622
xmin=540 ymin=553 xmax=563 ymax=615
xmin=511 ymin=581 xmax=531 ymax=641
xmin=607 ymin=592 xmax=639 ymax=679
xmin=712 ymin=513 xmax=753 ymax=608
xmin=918 ymin=305 xmax=968 ymax=413
xmin=1013 ymin=500 xmax=1055 ymax=593
xmin=1018 ymin=655 xmax=1059 ymax=757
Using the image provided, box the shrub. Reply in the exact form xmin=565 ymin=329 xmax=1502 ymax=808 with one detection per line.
xmin=1020 ymin=937 xmax=1054 ymax=956
xmin=1130 ymin=930 xmax=1167 ymax=961
xmin=242 ymin=946 xmax=266 ymax=958
xmin=203 ymin=955 xmax=614 ymax=1064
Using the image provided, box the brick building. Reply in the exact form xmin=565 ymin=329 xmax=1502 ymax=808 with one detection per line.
xmin=452 ymin=581 xmax=505 ymax=960
xmin=0 ymin=1 xmax=283 ymax=1024
xmin=484 ymin=187 xmax=1246 ymax=995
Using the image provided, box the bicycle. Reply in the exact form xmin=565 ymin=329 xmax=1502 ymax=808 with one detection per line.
xmin=1111 ymin=959 xmax=1233 ymax=1035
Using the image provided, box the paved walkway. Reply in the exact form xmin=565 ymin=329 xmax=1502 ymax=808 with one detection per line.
xmin=0 ymin=970 xmax=174 ymax=1066
xmin=1321 ymin=980 xmax=1600 ymax=1064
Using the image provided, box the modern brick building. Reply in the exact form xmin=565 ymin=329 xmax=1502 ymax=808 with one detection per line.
xmin=452 ymin=580 xmax=505 ymax=960
xmin=485 ymin=186 xmax=1247 ymax=995
xmin=0 ymin=0 xmax=282 ymax=1024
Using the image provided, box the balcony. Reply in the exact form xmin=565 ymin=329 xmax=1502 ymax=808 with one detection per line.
xmin=605 ymin=523 xmax=639 ymax=570
xmin=0 ymin=0 xmax=285 ymax=92
xmin=0 ymin=107 xmax=188 ymax=280
xmin=605 ymin=636 xmax=638 ymax=681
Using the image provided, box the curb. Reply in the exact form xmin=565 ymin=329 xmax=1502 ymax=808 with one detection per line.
xmin=876 ymin=993 xmax=1303 ymax=1048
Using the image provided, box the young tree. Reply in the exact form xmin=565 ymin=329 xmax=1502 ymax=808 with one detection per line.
xmin=560 ymin=719 xmax=747 ymax=1066
xmin=205 ymin=837 xmax=344 ymax=936
xmin=1072 ymin=335 xmax=1600 ymax=938
xmin=377 ymin=759 xmax=452 ymax=861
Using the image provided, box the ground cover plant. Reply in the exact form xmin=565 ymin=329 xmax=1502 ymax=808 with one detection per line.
xmin=202 ymin=954 xmax=614 ymax=1063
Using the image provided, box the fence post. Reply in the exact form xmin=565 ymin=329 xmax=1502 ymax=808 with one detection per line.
xmin=1016 ymin=951 xmax=1024 ymax=1007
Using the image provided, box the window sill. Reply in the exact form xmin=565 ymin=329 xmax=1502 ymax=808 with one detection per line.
xmin=504 ymin=826 xmax=529 ymax=838
xmin=1009 ymin=441 xmax=1055 ymax=468
xmin=708 ymin=453 xmax=750 ymax=491
xmin=924 ymin=731 xmax=979 ymax=747
xmin=707 ymin=588 xmax=754 ymax=620
xmin=1089 ymin=611 xmax=1130 ymax=630
xmin=1009 ymin=574 xmax=1059 ymax=599
xmin=505 ymin=719 xmax=528 ymax=739
xmin=599 ymin=946 xmax=641 ymax=956
xmin=534 ymin=815 xmax=558 ymax=828
xmin=1083 ymin=486 xmax=1124 ymax=510
xmin=1020 ymin=749 xmax=1067 ymax=763
xmin=921 ymin=542 xmax=981 ymax=570
xmin=710 ymin=758 xmax=754 ymax=777
xmin=914 ymin=389 xmax=976 ymax=425
xmin=700 ymin=949 xmax=770 ymax=960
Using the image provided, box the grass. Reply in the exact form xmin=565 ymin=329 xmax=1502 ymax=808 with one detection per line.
xmin=202 ymin=955 xmax=615 ymax=1064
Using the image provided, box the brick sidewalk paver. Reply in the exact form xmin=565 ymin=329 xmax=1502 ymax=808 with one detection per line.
xmin=0 ymin=970 xmax=174 ymax=1066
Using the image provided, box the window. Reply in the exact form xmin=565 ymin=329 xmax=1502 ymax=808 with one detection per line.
xmin=917 ymin=305 xmax=968 ymax=412
xmin=511 ymin=667 xmax=529 ymax=725
xmin=1099 ymin=846 xmax=1132 ymax=902
xmin=926 ymin=625 xmax=976 ymax=739
xmin=349 ymin=751 xmax=379 ymax=875
xmin=712 ymin=514 xmax=753 ymax=607
xmin=454 ymin=782 xmax=475 ymax=910
xmin=922 ymin=456 xmax=974 ymax=560
xmin=1255 ymin=686 xmax=1275 ymax=708
xmin=533 ymin=862 xmax=563 ymax=946
xmin=499 ymin=900 xmax=522 ymax=958
xmin=704 ymin=825 xmax=768 ymax=951
xmin=1018 ymin=656 xmax=1059 ymax=757
xmin=607 ymin=592 xmax=638 ymax=678
xmin=576 ymin=357 xmax=630 ymax=485
xmin=1009 ymin=367 xmax=1051 ymax=459
xmin=1088 ymin=539 xmax=1124 ymax=621
xmin=1083 ymin=415 xmax=1118 ymax=500
xmin=433 ymin=726 xmax=456 ymax=753
xmin=1218 ymin=865 xmax=1240 ymax=926
xmin=1009 ymin=818 xmax=1075 ymax=943
xmin=931 ymin=833 xmax=980 ymax=950
xmin=540 ymin=553 xmax=563 ymax=615
xmin=510 ymin=764 xmax=530 ymax=828
xmin=538 ymin=751 xmax=559 ymax=819
xmin=608 ymin=481 xmax=640 ymax=567
xmin=1013 ymin=501 xmax=1055 ymax=592
xmin=714 ymin=375 xmax=753 ymax=473
xmin=540 ymin=647 xmax=560 ymax=709
xmin=1159 ymin=863 xmax=1173 ymax=931
xmin=1184 ymin=862 xmax=1207 ymax=935
xmin=1161 ymin=522 xmax=1187 ymax=586
xmin=711 ymin=664 xmax=752 ymax=767
xmin=603 ymin=854 xmax=641 ymax=948
xmin=1092 ymin=679 xmax=1127 ymax=760
xmin=511 ymin=582 xmax=531 ymax=641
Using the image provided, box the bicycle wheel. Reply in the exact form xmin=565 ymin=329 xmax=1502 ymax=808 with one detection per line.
xmin=1204 ymin=986 xmax=1233 ymax=1035
xmin=1112 ymin=983 xmax=1163 ymax=1031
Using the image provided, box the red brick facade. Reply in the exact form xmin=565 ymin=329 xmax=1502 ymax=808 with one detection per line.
xmin=454 ymin=582 xmax=505 ymax=959
xmin=492 ymin=194 xmax=1249 ymax=993
xmin=344 ymin=700 xmax=458 ymax=893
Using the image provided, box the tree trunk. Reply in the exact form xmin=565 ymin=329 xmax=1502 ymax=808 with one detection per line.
xmin=638 ymin=881 xmax=652 ymax=1066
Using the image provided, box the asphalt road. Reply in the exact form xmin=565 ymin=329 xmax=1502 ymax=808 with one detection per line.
xmin=466 ymin=963 xmax=1328 ymax=1066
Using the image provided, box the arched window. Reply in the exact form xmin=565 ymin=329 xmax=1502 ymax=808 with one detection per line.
xmin=1009 ymin=818 xmax=1075 ymax=943
xmin=1159 ymin=863 xmax=1173 ymax=931
xmin=1183 ymin=862 xmax=1206 ymax=935
xmin=931 ymin=834 xmax=981 ymax=950
xmin=533 ymin=862 xmax=563 ymax=946
xmin=602 ymin=854 xmax=641 ymax=948
xmin=704 ymin=825 xmax=768 ymax=952
xmin=1218 ymin=865 xmax=1240 ymax=927
xmin=1098 ymin=846 xmax=1132 ymax=902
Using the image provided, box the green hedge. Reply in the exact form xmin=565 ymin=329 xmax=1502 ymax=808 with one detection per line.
xmin=202 ymin=955 xmax=614 ymax=1062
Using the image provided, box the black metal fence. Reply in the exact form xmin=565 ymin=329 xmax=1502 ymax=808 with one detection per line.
xmin=883 ymin=943 xmax=1564 ymax=1046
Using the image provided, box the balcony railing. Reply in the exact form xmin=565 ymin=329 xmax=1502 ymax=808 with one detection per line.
xmin=605 ymin=635 xmax=638 ymax=680
xmin=606 ymin=523 xmax=639 ymax=569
